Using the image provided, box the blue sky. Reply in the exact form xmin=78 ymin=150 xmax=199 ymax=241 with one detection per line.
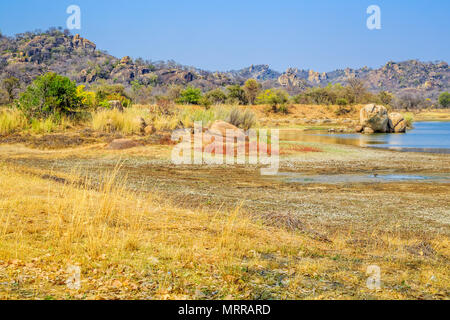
xmin=0 ymin=0 xmax=449 ymax=72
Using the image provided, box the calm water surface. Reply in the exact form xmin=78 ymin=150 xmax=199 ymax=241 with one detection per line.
xmin=280 ymin=122 xmax=450 ymax=154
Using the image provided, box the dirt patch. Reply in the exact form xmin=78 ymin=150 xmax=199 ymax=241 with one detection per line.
xmin=0 ymin=130 xmax=105 ymax=150
xmin=405 ymin=241 xmax=437 ymax=257
xmin=41 ymin=174 xmax=68 ymax=184
xmin=107 ymin=139 xmax=141 ymax=150
xmin=144 ymin=131 xmax=178 ymax=146
xmin=0 ymin=129 xmax=179 ymax=151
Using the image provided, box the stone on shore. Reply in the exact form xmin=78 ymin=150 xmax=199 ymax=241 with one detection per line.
xmin=388 ymin=112 xmax=407 ymax=133
xmin=360 ymin=104 xmax=389 ymax=133
xmin=209 ymin=120 xmax=245 ymax=138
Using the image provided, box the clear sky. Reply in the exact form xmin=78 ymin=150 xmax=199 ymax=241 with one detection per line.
xmin=0 ymin=0 xmax=449 ymax=72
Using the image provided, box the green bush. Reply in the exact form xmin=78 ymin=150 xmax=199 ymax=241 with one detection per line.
xmin=403 ymin=113 xmax=414 ymax=128
xmin=336 ymin=98 xmax=348 ymax=106
xmin=278 ymin=104 xmax=289 ymax=114
xmin=439 ymin=92 xmax=450 ymax=108
xmin=243 ymin=79 xmax=261 ymax=105
xmin=227 ymin=85 xmax=248 ymax=105
xmin=199 ymin=96 xmax=212 ymax=110
xmin=256 ymin=89 xmax=289 ymax=112
xmin=18 ymin=73 xmax=84 ymax=119
xmin=176 ymin=86 xmax=202 ymax=105
xmin=292 ymin=82 xmax=377 ymax=106
xmin=2 ymin=77 xmax=20 ymax=102
xmin=303 ymin=86 xmax=337 ymax=105
xmin=377 ymin=91 xmax=394 ymax=106
xmin=93 ymin=83 xmax=131 ymax=108
xmin=205 ymin=88 xmax=227 ymax=104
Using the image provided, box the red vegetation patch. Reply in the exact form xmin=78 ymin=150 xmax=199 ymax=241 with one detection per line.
xmin=280 ymin=144 xmax=322 ymax=155
xmin=200 ymin=141 xmax=275 ymax=156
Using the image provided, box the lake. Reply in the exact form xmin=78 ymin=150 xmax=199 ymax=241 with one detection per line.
xmin=280 ymin=121 xmax=450 ymax=154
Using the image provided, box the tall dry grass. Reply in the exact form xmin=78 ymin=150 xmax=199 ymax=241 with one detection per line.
xmin=0 ymin=108 xmax=78 ymax=135
xmin=91 ymin=105 xmax=258 ymax=135
xmin=92 ymin=108 xmax=149 ymax=134
xmin=0 ymin=108 xmax=28 ymax=135
xmin=0 ymin=162 xmax=448 ymax=300
xmin=402 ymin=112 xmax=415 ymax=128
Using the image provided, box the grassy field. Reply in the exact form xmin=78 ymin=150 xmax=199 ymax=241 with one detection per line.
xmin=0 ymin=139 xmax=449 ymax=300
xmin=412 ymin=110 xmax=450 ymax=121
xmin=2 ymin=103 xmax=449 ymax=137
xmin=0 ymin=104 xmax=449 ymax=300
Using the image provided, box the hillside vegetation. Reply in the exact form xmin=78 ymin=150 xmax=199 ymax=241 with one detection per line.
xmin=1 ymin=28 xmax=448 ymax=104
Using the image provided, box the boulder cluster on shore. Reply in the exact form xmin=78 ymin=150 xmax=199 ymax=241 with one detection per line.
xmin=356 ymin=104 xmax=407 ymax=134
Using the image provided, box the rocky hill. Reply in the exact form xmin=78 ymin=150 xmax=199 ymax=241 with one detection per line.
xmin=276 ymin=61 xmax=449 ymax=99
xmin=1 ymin=29 xmax=448 ymax=100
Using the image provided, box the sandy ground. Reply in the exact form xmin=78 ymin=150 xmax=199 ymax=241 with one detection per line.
xmin=1 ymin=138 xmax=449 ymax=238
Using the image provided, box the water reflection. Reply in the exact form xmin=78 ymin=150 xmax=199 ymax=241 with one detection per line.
xmin=277 ymin=172 xmax=450 ymax=184
xmin=280 ymin=122 xmax=450 ymax=154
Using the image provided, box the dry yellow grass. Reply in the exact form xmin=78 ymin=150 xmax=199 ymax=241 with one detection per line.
xmin=414 ymin=110 xmax=450 ymax=121
xmin=0 ymin=161 xmax=448 ymax=300
xmin=250 ymin=104 xmax=362 ymax=119
xmin=0 ymin=108 xmax=78 ymax=135
xmin=0 ymin=109 xmax=28 ymax=135
xmin=91 ymin=108 xmax=149 ymax=134
xmin=91 ymin=104 xmax=258 ymax=135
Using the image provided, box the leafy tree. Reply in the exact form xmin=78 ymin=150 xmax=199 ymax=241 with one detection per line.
xmin=76 ymin=85 xmax=96 ymax=108
xmin=291 ymin=93 xmax=309 ymax=104
xmin=438 ymin=92 xmax=450 ymax=108
xmin=130 ymin=80 xmax=153 ymax=104
xmin=346 ymin=78 xmax=367 ymax=103
xmin=177 ymin=86 xmax=202 ymax=105
xmin=227 ymin=85 xmax=248 ymax=105
xmin=243 ymin=79 xmax=261 ymax=105
xmin=377 ymin=91 xmax=394 ymax=106
xmin=199 ymin=96 xmax=212 ymax=110
xmin=292 ymin=82 xmax=375 ymax=106
xmin=2 ymin=77 xmax=20 ymax=102
xmin=303 ymin=86 xmax=337 ymax=105
xmin=93 ymin=82 xmax=131 ymax=107
xmin=166 ymin=85 xmax=183 ymax=102
xmin=336 ymin=98 xmax=348 ymax=106
xmin=256 ymin=89 xmax=289 ymax=112
xmin=18 ymin=73 xmax=83 ymax=118
xmin=205 ymin=88 xmax=227 ymax=104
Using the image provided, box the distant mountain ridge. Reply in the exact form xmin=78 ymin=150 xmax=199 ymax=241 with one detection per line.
xmin=0 ymin=29 xmax=448 ymax=100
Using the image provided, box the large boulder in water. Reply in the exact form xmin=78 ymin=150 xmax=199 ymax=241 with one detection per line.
xmin=363 ymin=127 xmax=375 ymax=134
xmin=388 ymin=113 xmax=407 ymax=133
xmin=360 ymin=104 xmax=389 ymax=133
